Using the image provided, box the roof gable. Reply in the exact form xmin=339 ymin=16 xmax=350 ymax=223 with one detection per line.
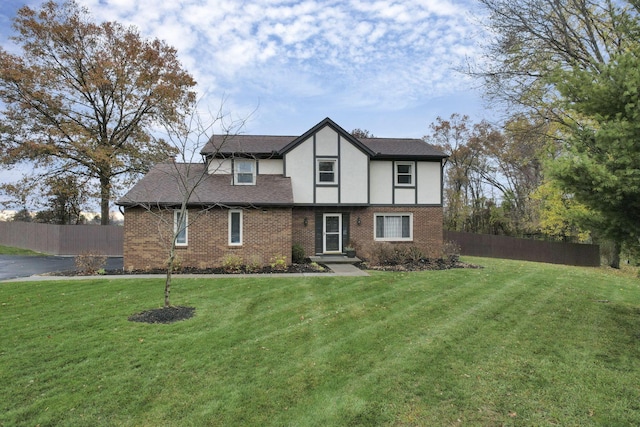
xmin=200 ymin=117 xmax=448 ymax=160
xmin=279 ymin=117 xmax=375 ymax=157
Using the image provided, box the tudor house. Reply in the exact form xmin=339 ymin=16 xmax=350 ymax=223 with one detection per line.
xmin=117 ymin=117 xmax=448 ymax=270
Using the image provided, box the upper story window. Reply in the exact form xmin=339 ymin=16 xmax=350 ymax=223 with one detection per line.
xmin=174 ymin=209 xmax=188 ymax=246
xmin=234 ymin=160 xmax=256 ymax=185
xmin=317 ymin=159 xmax=337 ymax=184
xmin=395 ymin=162 xmax=414 ymax=186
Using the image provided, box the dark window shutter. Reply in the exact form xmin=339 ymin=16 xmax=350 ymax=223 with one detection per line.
xmin=342 ymin=213 xmax=350 ymax=249
xmin=315 ymin=212 xmax=323 ymax=254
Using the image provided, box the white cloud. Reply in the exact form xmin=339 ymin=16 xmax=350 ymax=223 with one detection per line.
xmin=0 ymin=0 xmax=489 ymax=136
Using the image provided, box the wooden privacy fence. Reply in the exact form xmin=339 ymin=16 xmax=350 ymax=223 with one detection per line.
xmin=444 ymin=231 xmax=600 ymax=267
xmin=0 ymin=222 xmax=123 ymax=256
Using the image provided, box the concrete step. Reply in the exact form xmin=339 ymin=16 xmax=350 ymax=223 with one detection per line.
xmin=309 ymin=255 xmax=361 ymax=264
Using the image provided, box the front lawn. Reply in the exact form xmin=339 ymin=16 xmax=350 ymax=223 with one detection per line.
xmin=1 ymin=258 xmax=639 ymax=426
xmin=0 ymin=245 xmax=41 ymax=255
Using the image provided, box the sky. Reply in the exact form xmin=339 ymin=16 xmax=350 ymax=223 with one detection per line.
xmin=0 ymin=0 xmax=494 ymax=136
xmin=0 ymin=0 xmax=494 ymax=210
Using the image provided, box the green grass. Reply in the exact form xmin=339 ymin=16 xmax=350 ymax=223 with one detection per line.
xmin=0 ymin=245 xmax=41 ymax=255
xmin=1 ymin=258 xmax=640 ymax=426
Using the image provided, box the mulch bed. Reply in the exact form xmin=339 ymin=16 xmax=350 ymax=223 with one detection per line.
xmin=58 ymin=263 xmax=330 ymax=276
xmin=362 ymin=257 xmax=483 ymax=271
xmin=128 ymin=306 xmax=196 ymax=324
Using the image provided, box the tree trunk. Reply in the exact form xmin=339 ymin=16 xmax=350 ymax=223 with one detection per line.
xmin=165 ymin=248 xmax=175 ymax=308
xmin=100 ymin=175 xmax=111 ymax=225
xmin=610 ymin=241 xmax=621 ymax=269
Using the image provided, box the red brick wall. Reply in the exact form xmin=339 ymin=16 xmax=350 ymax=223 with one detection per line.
xmin=291 ymin=206 xmax=443 ymax=261
xmin=123 ymin=207 xmax=292 ymax=271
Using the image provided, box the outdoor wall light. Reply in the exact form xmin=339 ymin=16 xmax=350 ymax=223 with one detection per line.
xmin=303 ymin=217 xmax=308 ymax=226
xmin=357 ymin=216 xmax=361 ymax=225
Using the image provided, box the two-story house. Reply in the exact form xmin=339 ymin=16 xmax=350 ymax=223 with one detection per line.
xmin=117 ymin=117 xmax=448 ymax=270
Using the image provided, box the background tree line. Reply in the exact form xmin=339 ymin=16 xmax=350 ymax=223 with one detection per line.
xmin=2 ymin=0 xmax=640 ymax=267
xmin=428 ymin=0 xmax=640 ymax=267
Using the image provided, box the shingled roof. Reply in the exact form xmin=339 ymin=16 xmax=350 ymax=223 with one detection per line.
xmin=200 ymin=118 xmax=447 ymax=160
xmin=117 ymin=162 xmax=293 ymax=206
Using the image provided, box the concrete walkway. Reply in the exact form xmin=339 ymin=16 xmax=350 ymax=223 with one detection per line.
xmin=1 ymin=263 xmax=368 ymax=282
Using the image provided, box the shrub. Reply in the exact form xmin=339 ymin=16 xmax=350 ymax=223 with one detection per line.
xmin=246 ymin=255 xmax=263 ymax=273
xmin=222 ymin=254 xmax=243 ymax=273
xmin=292 ymin=244 xmax=305 ymax=264
xmin=269 ymin=254 xmax=287 ymax=271
xmin=405 ymin=245 xmax=425 ymax=262
xmin=75 ymin=252 xmax=107 ymax=275
xmin=442 ymin=240 xmax=461 ymax=263
xmin=371 ymin=243 xmax=406 ymax=265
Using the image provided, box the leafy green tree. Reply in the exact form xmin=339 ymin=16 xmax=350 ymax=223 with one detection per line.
xmin=548 ymin=47 xmax=640 ymax=267
xmin=0 ymin=1 xmax=196 ymax=224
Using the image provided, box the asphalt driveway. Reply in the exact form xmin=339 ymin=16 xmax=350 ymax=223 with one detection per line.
xmin=0 ymin=255 xmax=123 ymax=281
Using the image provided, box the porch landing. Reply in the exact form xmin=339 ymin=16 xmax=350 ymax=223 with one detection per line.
xmin=309 ymin=255 xmax=361 ymax=264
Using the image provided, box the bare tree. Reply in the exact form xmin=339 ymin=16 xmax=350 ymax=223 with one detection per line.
xmin=119 ymin=104 xmax=248 ymax=308
xmin=472 ymin=0 xmax=636 ymax=113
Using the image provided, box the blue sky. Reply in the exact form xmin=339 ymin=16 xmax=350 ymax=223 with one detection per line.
xmin=0 ymin=0 xmax=494 ymax=212
xmin=0 ymin=0 xmax=493 ymax=138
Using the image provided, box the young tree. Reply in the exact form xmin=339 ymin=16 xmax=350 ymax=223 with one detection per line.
xmin=119 ymin=105 xmax=248 ymax=308
xmin=0 ymin=1 xmax=196 ymax=224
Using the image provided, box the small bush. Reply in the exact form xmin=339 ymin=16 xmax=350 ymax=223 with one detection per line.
xmin=222 ymin=254 xmax=243 ymax=273
xmin=371 ymin=243 xmax=406 ymax=265
xmin=292 ymin=244 xmax=305 ymax=264
xmin=246 ymin=255 xmax=263 ymax=273
xmin=405 ymin=246 xmax=425 ymax=263
xmin=75 ymin=252 xmax=107 ymax=275
xmin=269 ymin=254 xmax=287 ymax=271
xmin=442 ymin=240 xmax=461 ymax=263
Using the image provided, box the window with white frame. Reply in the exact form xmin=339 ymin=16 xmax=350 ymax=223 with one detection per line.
xmin=174 ymin=209 xmax=188 ymax=246
xmin=229 ymin=210 xmax=243 ymax=245
xmin=395 ymin=162 xmax=414 ymax=186
xmin=316 ymin=159 xmax=337 ymax=184
xmin=374 ymin=213 xmax=413 ymax=241
xmin=234 ymin=160 xmax=256 ymax=185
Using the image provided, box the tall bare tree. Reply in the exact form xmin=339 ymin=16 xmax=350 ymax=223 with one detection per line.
xmin=474 ymin=0 xmax=636 ymax=113
xmin=0 ymin=1 xmax=196 ymax=224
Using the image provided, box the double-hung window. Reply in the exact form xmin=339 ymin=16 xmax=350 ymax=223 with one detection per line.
xmin=234 ymin=160 xmax=256 ymax=185
xmin=374 ymin=213 xmax=413 ymax=241
xmin=395 ymin=162 xmax=414 ymax=186
xmin=229 ymin=210 xmax=243 ymax=245
xmin=174 ymin=209 xmax=188 ymax=246
xmin=316 ymin=159 xmax=337 ymax=184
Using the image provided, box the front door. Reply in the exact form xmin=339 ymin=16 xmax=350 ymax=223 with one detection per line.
xmin=323 ymin=213 xmax=342 ymax=254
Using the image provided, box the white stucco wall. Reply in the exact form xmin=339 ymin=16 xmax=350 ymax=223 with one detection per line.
xmin=370 ymin=161 xmax=393 ymax=204
xmin=417 ymin=161 xmax=442 ymax=204
xmin=315 ymin=126 xmax=339 ymax=156
xmin=316 ymin=186 xmax=339 ymax=204
xmin=258 ymin=159 xmax=283 ymax=175
xmin=286 ymin=137 xmax=314 ymax=203
xmin=339 ymin=137 xmax=368 ymax=204
xmin=208 ymin=159 xmax=232 ymax=174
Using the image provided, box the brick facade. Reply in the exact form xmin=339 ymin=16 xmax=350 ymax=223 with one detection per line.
xmin=123 ymin=206 xmax=291 ymax=271
xmin=292 ymin=206 xmax=443 ymax=261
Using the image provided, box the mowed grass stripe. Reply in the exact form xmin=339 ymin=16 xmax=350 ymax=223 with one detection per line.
xmin=1 ymin=258 xmax=640 ymax=426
